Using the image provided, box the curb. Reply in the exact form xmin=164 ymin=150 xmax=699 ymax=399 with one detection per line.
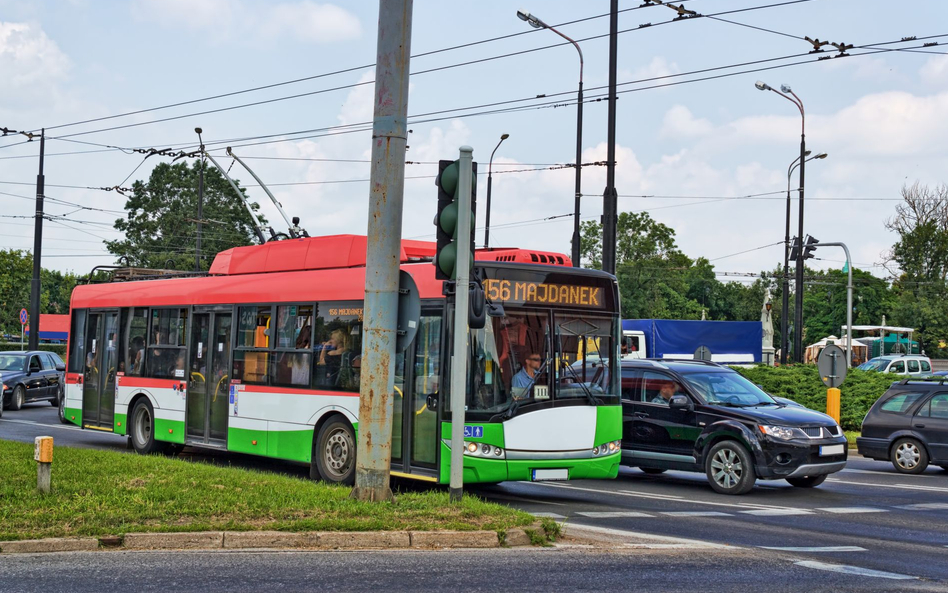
xmin=0 ymin=525 xmax=545 ymax=555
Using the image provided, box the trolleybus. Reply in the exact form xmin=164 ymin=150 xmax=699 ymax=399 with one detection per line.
xmin=64 ymin=234 xmax=622 ymax=484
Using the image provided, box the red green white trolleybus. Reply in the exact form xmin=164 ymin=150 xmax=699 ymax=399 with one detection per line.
xmin=63 ymin=234 xmax=622 ymax=485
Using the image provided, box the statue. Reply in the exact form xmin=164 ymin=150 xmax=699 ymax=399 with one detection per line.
xmin=761 ymin=287 xmax=775 ymax=365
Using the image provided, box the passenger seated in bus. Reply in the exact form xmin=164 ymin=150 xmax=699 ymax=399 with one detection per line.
xmin=128 ymin=336 xmax=145 ymax=375
xmin=318 ymin=329 xmax=349 ymax=386
xmin=171 ymin=352 xmax=186 ymax=378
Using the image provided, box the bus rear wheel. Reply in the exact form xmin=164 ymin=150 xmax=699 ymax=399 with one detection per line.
xmin=130 ymin=399 xmax=167 ymax=455
xmin=314 ymin=417 xmax=356 ymax=485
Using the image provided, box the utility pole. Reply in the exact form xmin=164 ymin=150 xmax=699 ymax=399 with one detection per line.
xmin=28 ymin=130 xmax=45 ymax=352
xmin=195 ymin=128 xmax=205 ymax=272
xmin=351 ymin=0 xmax=413 ymax=502
xmin=601 ymin=0 xmax=619 ymax=275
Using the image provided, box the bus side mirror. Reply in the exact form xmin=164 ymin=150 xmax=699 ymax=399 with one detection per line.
xmin=469 ymin=282 xmax=486 ymax=330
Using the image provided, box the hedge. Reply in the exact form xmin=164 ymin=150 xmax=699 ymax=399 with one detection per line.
xmin=0 ymin=343 xmax=67 ymax=356
xmin=734 ymin=365 xmax=897 ymax=431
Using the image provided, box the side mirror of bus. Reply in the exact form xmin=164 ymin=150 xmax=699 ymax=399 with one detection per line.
xmin=486 ymin=301 xmax=504 ymax=318
xmin=426 ymin=394 xmax=438 ymax=411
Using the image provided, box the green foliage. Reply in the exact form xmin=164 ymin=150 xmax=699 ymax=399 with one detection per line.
xmin=106 ymin=161 xmax=266 ymax=271
xmin=0 ymin=440 xmax=532 ymax=541
xmin=0 ymin=249 xmax=78 ymax=336
xmin=735 ymin=365 xmax=897 ymax=430
xmin=0 ymin=343 xmax=66 ymax=356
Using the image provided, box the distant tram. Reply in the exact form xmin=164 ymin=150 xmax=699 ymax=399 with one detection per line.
xmin=64 ymin=235 xmax=622 ymax=484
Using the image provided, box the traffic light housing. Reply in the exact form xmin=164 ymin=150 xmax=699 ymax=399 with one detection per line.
xmin=434 ymin=159 xmax=477 ymax=280
xmin=803 ymin=235 xmax=819 ymax=260
xmin=789 ymin=237 xmax=801 ymax=261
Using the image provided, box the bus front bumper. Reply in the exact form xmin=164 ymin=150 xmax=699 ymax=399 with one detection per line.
xmin=462 ymin=452 xmax=620 ymax=484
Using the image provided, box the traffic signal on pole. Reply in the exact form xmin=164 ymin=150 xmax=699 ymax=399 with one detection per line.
xmin=434 ymin=159 xmax=477 ymax=280
xmin=803 ymin=235 xmax=819 ymax=260
xmin=789 ymin=237 xmax=801 ymax=261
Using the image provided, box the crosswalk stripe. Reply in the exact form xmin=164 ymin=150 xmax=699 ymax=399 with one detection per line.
xmin=575 ymin=511 xmax=653 ymax=518
xmin=660 ymin=511 xmax=732 ymax=517
xmin=763 ymin=546 xmax=866 ymax=552
xmin=815 ymin=507 xmax=887 ymax=514
xmin=895 ymin=503 xmax=948 ymax=511
xmin=794 ymin=560 xmax=917 ymax=580
xmin=740 ymin=508 xmax=813 ymax=516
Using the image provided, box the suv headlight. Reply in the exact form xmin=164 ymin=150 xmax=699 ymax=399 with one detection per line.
xmin=759 ymin=425 xmax=806 ymax=440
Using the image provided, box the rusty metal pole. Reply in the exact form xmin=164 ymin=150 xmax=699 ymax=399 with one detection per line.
xmin=350 ymin=0 xmax=413 ymax=502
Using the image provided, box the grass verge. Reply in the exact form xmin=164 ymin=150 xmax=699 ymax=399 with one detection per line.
xmin=845 ymin=431 xmax=860 ymax=448
xmin=0 ymin=440 xmax=534 ymax=542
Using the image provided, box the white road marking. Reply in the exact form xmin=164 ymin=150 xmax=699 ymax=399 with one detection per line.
xmin=564 ymin=523 xmax=734 ymax=549
xmin=575 ymin=511 xmax=653 ymax=518
xmin=662 ymin=511 xmax=734 ymax=517
xmin=828 ymin=479 xmax=948 ymax=494
xmin=895 ymin=503 xmax=948 ymax=511
xmin=488 ymin=493 xmax=566 ymax=506
xmin=0 ymin=418 xmax=83 ymax=432
xmin=794 ymin=560 xmax=918 ymax=580
xmin=740 ymin=508 xmax=814 ymax=516
xmin=816 ymin=507 xmax=887 ymax=514
xmin=763 ymin=546 xmax=866 ymax=552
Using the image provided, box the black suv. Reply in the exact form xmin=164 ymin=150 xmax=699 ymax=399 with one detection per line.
xmin=621 ymin=360 xmax=847 ymax=494
xmin=856 ymin=379 xmax=948 ymax=473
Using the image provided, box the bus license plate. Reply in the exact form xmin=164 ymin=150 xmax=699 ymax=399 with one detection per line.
xmin=532 ymin=469 xmax=568 ymax=481
xmin=820 ymin=444 xmax=844 ymax=456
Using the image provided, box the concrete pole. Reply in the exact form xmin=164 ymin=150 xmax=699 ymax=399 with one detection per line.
xmin=450 ymin=147 xmax=473 ymax=503
xmin=28 ymin=130 xmax=45 ymax=352
xmin=351 ymin=0 xmax=413 ymax=502
xmin=601 ymin=0 xmax=619 ymax=275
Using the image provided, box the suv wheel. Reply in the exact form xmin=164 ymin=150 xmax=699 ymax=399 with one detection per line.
xmin=891 ymin=438 xmax=928 ymax=474
xmin=705 ymin=441 xmax=756 ymax=495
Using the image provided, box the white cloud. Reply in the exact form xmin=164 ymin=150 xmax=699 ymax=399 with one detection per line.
xmin=131 ymin=0 xmax=361 ymax=44
xmin=0 ymin=22 xmax=70 ymax=98
xmin=660 ymin=105 xmax=713 ymax=138
xmin=632 ymin=56 xmax=680 ymax=83
xmin=920 ymin=55 xmax=948 ymax=87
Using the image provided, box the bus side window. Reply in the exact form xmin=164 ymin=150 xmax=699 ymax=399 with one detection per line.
xmin=234 ymin=306 xmax=271 ymax=384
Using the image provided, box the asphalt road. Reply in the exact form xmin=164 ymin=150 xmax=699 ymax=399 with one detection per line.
xmin=3 ymin=403 xmax=948 ymax=590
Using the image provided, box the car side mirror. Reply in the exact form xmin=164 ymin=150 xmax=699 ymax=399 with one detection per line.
xmin=669 ymin=395 xmax=693 ymax=411
xmin=56 ymin=363 xmax=66 ymax=372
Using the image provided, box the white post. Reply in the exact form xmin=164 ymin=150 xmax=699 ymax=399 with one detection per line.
xmin=449 ymin=146 xmax=473 ymax=503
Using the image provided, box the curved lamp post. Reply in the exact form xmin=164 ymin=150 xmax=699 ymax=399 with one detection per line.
xmin=518 ymin=9 xmax=584 ymax=267
xmin=484 ymin=133 xmax=509 ymax=250
xmin=756 ymin=80 xmax=808 ymax=362
xmin=780 ymin=151 xmax=827 ymax=364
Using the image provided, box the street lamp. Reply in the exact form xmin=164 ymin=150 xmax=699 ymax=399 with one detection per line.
xmin=517 ymin=9 xmax=584 ymax=267
xmin=780 ymin=151 xmax=827 ymax=364
xmin=484 ymin=133 xmax=509 ymax=250
xmin=756 ymin=80 xmax=808 ymax=363
xmin=195 ymin=127 xmax=205 ymax=272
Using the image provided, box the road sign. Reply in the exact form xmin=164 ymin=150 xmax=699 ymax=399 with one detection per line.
xmin=818 ymin=344 xmax=847 ymax=388
xmin=19 ymin=308 xmax=28 ymax=325
xmin=694 ymin=345 xmax=712 ymax=362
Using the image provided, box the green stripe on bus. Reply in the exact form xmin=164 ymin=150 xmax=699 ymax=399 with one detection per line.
xmin=154 ymin=418 xmax=185 ymax=444
xmin=65 ymin=407 xmax=81 ymax=427
xmin=595 ymin=405 xmax=622 ymax=445
xmin=227 ymin=426 xmax=314 ymax=463
xmin=114 ymin=413 xmax=127 ymax=436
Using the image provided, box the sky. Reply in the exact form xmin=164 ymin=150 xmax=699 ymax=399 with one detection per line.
xmin=1 ymin=0 xmax=947 ymax=285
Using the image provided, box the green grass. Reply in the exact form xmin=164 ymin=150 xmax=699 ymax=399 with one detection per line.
xmin=0 ymin=440 xmax=534 ymax=542
xmin=845 ymin=431 xmax=860 ymax=448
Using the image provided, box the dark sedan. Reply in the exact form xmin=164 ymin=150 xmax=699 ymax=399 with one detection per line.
xmin=0 ymin=351 xmax=66 ymax=411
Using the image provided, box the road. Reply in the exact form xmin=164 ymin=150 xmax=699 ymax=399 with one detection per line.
xmin=3 ymin=403 xmax=948 ymax=589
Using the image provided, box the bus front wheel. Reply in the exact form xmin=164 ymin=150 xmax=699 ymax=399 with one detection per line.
xmin=130 ymin=399 xmax=167 ymax=455
xmin=313 ymin=417 xmax=356 ymax=486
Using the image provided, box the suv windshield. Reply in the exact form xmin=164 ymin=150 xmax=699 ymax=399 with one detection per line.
xmin=858 ymin=358 xmax=889 ymax=371
xmin=0 ymin=354 xmax=26 ymax=371
xmin=681 ymin=371 xmax=777 ymax=407
xmin=465 ymin=310 xmax=617 ymax=416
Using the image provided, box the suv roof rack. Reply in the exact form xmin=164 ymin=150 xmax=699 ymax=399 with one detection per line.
xmin=898 ymin=376 xmax=948 ymax=386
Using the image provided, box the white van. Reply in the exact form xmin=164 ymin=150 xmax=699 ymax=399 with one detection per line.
xmin=857 ymin=355 xmax=932 ymax=376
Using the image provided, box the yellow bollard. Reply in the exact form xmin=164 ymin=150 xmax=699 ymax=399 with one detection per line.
xmin=34 ymin=436 xmax=53 ymax=493
xmin=826 ymin=388 xmax=841 ymax=424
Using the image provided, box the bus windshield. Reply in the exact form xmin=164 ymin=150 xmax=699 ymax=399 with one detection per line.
xmin=465 ymin=309 xmax=618 ymax=417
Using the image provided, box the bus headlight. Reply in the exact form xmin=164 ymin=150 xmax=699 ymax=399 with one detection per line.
xmin=592 ymin=440 xmax=621 ymax=456
xmin=463 ymin=441 xmax=505 ymax=459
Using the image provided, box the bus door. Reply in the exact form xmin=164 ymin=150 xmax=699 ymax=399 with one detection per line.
xmin=186 ymin=309 xmax=232 ymax=447
xmin=391 ymin=313 xmax=442 ymax=479
xmin=82 ymin=310 xmax=118 ymax=430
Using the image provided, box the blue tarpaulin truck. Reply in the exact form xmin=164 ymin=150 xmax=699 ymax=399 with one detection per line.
xmin=622 ymin=319 xmax=762 ymax=365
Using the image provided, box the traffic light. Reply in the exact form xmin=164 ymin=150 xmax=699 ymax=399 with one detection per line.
xmin=434 ymin=159 xmax=477 ymax=280
xmin=803 ymin=235 xmax=819 ymax=260
xmin=789 ymin=237 xmax=801 ymax=261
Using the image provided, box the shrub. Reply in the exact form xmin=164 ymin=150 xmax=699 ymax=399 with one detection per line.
xmin=0 ymin=342 xmax=67 ymax=356
xmin=734 ymin=365 xmax=896 ymax=431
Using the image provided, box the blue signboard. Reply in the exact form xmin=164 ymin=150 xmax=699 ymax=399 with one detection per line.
xmin=463 ymin=425 xmax=483 ymax=439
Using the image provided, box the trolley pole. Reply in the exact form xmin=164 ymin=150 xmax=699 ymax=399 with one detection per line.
xmin=450 ymin=147 xmax=474 ymax=503
xmin=28 ymin=129 xmax=45 ymax=352
xmin=351 ymin=0 xmax=413 ymax=503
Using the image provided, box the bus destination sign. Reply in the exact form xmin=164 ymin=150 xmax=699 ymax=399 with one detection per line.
xmin=482 ymin=278 xmax=603 ymax=309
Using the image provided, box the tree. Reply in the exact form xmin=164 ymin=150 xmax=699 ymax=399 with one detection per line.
xmin=0 ymin=249 xmax=78 ymax=336
xmin=106 ymin=161 xmax=267 ymax=271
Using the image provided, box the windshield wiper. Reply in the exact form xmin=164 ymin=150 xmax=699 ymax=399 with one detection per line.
xmin=707 ymin=400 xmax=754 ymax=408
xmin=560 ymin=359 xmax=601 ymax=406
